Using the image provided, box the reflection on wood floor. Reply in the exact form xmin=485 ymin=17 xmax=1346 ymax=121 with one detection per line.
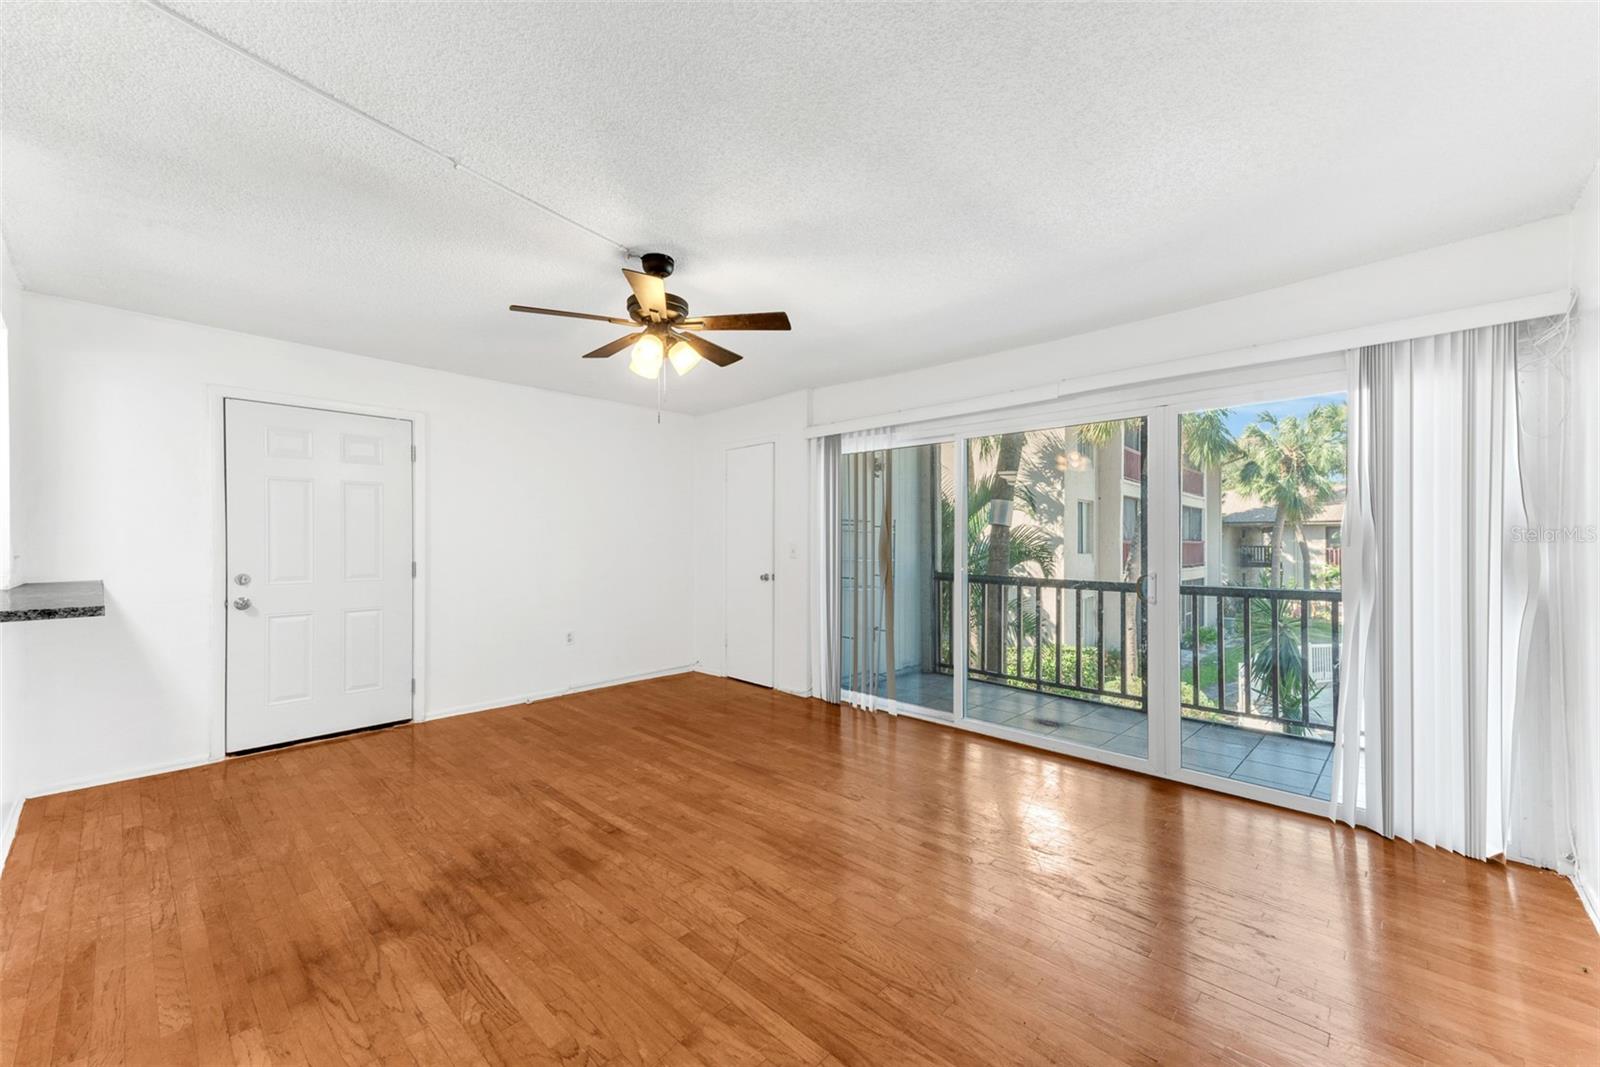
xmin=2 ymin=672 xmax=1595 ymax=1065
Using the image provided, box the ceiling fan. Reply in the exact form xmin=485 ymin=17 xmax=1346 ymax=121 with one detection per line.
xmin=509 ymin=252 xmax=791 ymax=379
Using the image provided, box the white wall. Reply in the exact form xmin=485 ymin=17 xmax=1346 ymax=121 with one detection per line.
xmin=691 ymin=215 xmax=1577 ymax=693
xmin=1 ymin=293 xmax=695 ymax=804
xmin=1564 ymin=165 xmax=1600 ymax=922
xmin=809 ymin=216 xmax=1573 ymax=429
xmin=0 ymin=234 xmax=19 ymax=842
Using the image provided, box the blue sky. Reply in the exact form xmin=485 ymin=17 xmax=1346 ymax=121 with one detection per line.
xmin=1219 ymin=391 xmax=1346 ymax=435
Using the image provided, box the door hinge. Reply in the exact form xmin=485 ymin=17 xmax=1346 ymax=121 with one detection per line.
xmin=411 ymin=445 xmax=417 ymax=462
xmin=411 ymin=561 xmax=417 ymax=578
xmin=410 ymin=678 xmax=416 ymax=694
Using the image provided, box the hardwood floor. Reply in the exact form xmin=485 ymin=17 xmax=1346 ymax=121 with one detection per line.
xmin=2 ymin=673 xmax=1596 ymax=1066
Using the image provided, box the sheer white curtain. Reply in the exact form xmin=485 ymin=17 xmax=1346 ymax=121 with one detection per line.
xmin=1503 ymin=311 xmax=1590 ymax=873
xmin=808 ymin=435 xmax=841 ymax=704
xmin=1333 ymin=324 xmax=1523 ymax=859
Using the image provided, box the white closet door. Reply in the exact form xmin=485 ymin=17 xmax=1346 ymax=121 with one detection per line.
xmin=725 ymin=443 xmax=775 ymax=687
xmin=225 ymin=400 xmax=414 ymax=752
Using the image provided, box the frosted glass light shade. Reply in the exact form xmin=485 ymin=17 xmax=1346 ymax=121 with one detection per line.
xmin=629 ymin=333 xmax=665 ymax=379
xmin=668 ymin=338 xmax=701 ymax=376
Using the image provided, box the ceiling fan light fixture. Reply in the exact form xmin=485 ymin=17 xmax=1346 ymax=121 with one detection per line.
xmin=508 ymin=252 xmax=790 ymax=382
xmin=667 ymin=337 xmax=701 ymax=376
xmin=628 ymin=332 xmax=665 ymax=379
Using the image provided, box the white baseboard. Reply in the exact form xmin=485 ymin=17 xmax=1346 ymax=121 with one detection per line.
xmin=424 ymin=664 xmax=697 ymax=722
xmin=0 ymin=666 xmax=701 ymax=868
xmin=425 ymin=695 xmax=535 ymax=721
xmin=1 ymin=753 xmax=213 ymax=872
xmin=27 ymin=754 xmax=213 ymax=802
xmin=689 ymin=661 xmax=813 ymax=699
xmin=0 ymin=799 xmax=22 ymax=874
xmin=1574 ymin=869 xmax=1600 ymax=937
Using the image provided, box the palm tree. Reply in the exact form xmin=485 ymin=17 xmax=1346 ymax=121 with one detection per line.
xmin=1180 ymin=408 xmax=1238 ymax=471
xmin=1232 ymin=405 xmax=1345 ymax=587
xmin=943 ymin=454 xmax=1056 ymax=674
xmin=969 ymin=433 xmax=1040 ymax=671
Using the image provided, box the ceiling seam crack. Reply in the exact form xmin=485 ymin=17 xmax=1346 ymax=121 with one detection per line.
xmin=137 ymin=0 xmax=631 ymax=255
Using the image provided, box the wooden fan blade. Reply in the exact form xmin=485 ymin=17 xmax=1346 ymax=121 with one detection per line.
xmin=581 ymin=332 xmax=642 ymax=359
xmin=677 ymin=332 xmax=742 ymax=368
xmin=622 ymin=269 xmax=668 ymax=318
xmin=680 ymin=312 xmax=791 ymax=331
xmin=510 ymin=305 xmax=634 ymax=326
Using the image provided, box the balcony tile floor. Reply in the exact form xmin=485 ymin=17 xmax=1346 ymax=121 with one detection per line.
xmin=871 ymin=669 xmax=1332 ymax=800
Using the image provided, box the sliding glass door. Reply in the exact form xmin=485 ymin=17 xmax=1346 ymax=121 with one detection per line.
xmin=828 ymin=364 xmax=1347 ymax=813
xmin=1169 ymin=393 xmax=1347 ymax=804
xmin=960 ymin=418 xmax=1148 ymax=759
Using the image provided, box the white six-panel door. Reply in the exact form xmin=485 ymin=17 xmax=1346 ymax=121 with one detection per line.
xmin=225 ymin=400 xmax=414 ymax=752
xmin=725 ymin=442 xmax=775 ymax=687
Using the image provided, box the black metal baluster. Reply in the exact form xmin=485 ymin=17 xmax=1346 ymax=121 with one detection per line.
xmin=1216 ymin=594 xmax=1226 ymax=712
xmin=1242 ymin=597 xmax=1252 ymax=720
xmin=1054 ymin=587 xmax=1063 ymax=687
xmin=1269 ymin=597 xmax=1281 ymax=722
xmin=1300 ymin=595 xmax=1311 ymax=725
xmin=1095 ymin=590 xmax=1105 ymax=696
xmin=1120 ymin=592 xmax=1129 ymax=694
xmin=1189 ymin=592 xmax=1200 ymax=703
xmin=1330 ymin=595 xmax=1341 ymax=718
xmin=1074 ymin=588 xmax=1083 ymax=691
xmin=1013 ymin=586 xmax=1023 ymax=683
xmin=972 ymin=585 xmax=985 ymax=675
xmin=1033 ymin=586 xmax=1042 ymax=688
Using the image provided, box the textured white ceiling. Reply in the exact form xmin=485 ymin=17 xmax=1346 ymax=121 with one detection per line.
xmin=2 ymin=3 xmax=1595 ymax=414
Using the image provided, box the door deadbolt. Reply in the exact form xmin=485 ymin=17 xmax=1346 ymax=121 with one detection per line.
xmin=234 ymin=573 xmax=251 ymax=586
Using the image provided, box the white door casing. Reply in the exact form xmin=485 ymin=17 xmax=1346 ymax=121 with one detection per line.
xmin=725 ymin=442 xmax=775 ymax=687
xmin=225 ymin=399 xmax=414 ymax=752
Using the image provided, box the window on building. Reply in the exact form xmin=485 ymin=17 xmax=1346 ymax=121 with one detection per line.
xmin=1075 ymin=500 xmax=1094 ymax=553
xmin=1122 ymin=497 xmax=1141 ymax=541
xmin=1181 ymin=505 xmax=1204 ymax=541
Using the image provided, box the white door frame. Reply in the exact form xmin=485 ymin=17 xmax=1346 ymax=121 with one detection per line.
xmin=723 ymin=439 xmax=776 ymax=686
xmin=206 ymin=386 xmax=428 ymax=762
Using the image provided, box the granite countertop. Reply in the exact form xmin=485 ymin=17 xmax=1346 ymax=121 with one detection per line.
xmin=0 ymin=580 xmax=106 ymax=623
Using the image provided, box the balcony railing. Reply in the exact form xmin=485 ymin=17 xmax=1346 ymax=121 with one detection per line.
xmin=1239 ymin=544 xmax=1272 ymax=567
xmin=924 ymin=570 xmax=1339 ymax=738
xmin=933 ymin=571 xmax=1144 ymax=708
xmin=1326 ymin=546 xmax=1342 ymax=567
xmin=1179 ymin=585 xmax=1340 ymax=738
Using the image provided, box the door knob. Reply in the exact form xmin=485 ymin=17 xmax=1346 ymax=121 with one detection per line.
xmin=232 ymin=597 xmax=252 ymax=611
